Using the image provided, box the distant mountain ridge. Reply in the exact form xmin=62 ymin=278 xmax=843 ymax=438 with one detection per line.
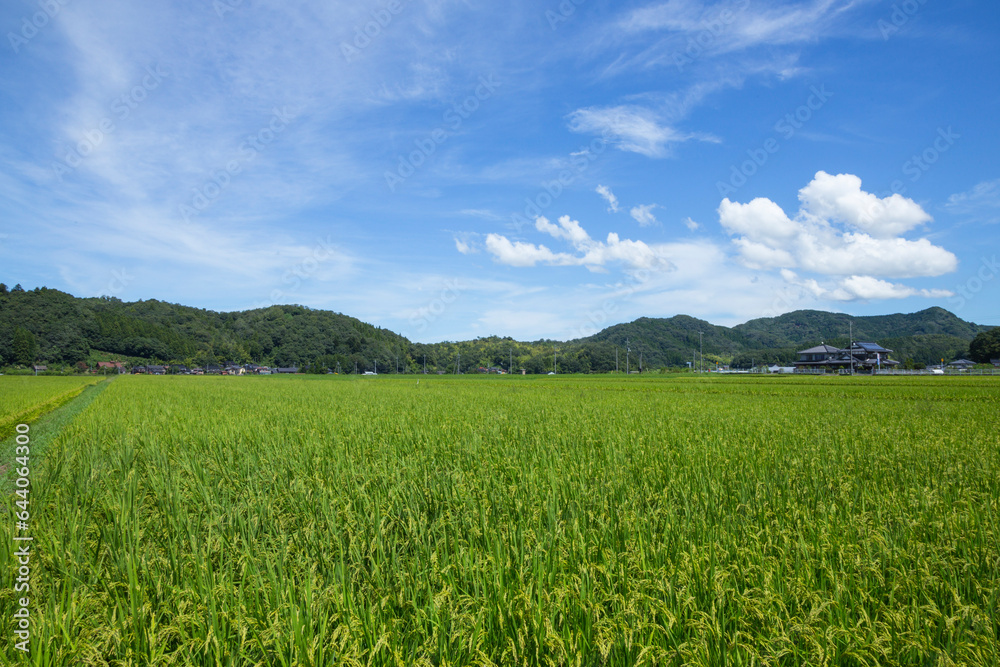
xmin=734 ymin=307 xmax=986 ymax=346
xmin=578 ymin=307 xmax=988 ymax=368
xmin=0 ymin=282 xmax=989 ymax=371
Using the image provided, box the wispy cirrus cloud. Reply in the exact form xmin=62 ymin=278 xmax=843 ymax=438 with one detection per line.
xmin=944 ymin=178 xmax=1000 ymax=224
xmin=619 ymin=0 xmax=867 ymax=61
xmin=567 ymin=104 xmax=719 ymax=158
xmin=596 ymin=184 xmax=620 ymax=212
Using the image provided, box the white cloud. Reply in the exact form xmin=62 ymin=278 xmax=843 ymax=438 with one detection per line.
xmin=459 ymin=209 xmax=505 ymax=221
xmin=944 ymin=178 xmax=1000 ymax=224
xmin=535 ymin=215 xmax=592 ymax=247
xmin=484 ymin=234 xmax=573 ymax=267
xmin=780 ymin=272 xmax=953 ymax=302
xmin=484 ymin=216 xmax=673 ymax=272
xmin=567 ymin=105 xmax=717 ymax=158
xmin=732 ymin=238 xmax=796 ymax=269
xmin=630 ymin=204 xmax=659 ymax=227
xmin=683 ymin=216 xmax=700 ymax=231
xmin=718 ymin=171 xmax=957 ymax=301
xmin=454 ymin=237 xmax=476 ymax=254
xmin=621 ymin=0 xmax=861 ymax=53
xmin=596 ymin=184 xmax=620 ymax=212
xmin=831 ymin=276 xmax=953 ymax=301
xmin=718 ymin=197 xmax=799 ymax=245
xmin=798 ymin=171 xmax=931 ymax=238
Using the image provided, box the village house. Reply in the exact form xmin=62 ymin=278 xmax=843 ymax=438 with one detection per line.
xmin=97 ymin=361 xmax=124 ymax=373
xmin=793 ymin=341 xmax=898 ymax=372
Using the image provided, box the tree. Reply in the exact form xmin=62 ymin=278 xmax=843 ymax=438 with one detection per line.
xmin=12 ymin=327 xmax=37 ymax=365
xmin=969 ymin=328 xmax=1000 ymax=364
xmin=11 ymin=284 xmax=24 ymax=293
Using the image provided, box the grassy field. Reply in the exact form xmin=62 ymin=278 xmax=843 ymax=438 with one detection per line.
xmin=0 ymin=376 xmax=102 ymax=441
xmin=1 ymin=374 xmax=998 ymax=666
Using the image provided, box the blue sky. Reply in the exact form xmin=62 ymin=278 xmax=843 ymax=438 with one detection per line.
xmin=1 ymin=0 xmax=998 ymax=342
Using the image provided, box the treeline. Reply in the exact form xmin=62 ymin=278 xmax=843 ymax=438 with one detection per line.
xmin=0 ymin=283 xmax=992 ymax=372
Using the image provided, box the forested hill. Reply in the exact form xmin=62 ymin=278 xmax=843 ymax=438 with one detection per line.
xmin=0 ymin=283 xmax=992 ymax=371
xmin=0 ymin=284 xmax=408 ymax=371
xmin=734 ymin=308 xmax=986 ymax=346
xmin=582 ymin=307 xmax=990 ymax=368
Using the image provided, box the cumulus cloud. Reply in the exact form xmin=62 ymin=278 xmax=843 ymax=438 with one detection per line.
xmin=630 ymin=204 xmax=659 ymax=227
xmin=718 ymin=171 xmax=957 ymax=301
xmin=484 ymin=234 xmax=572 ymax=267
xmin=484 ymin=215 xmax=673 ymax=272
xmin=832 ymin=276 xmax=952 ymax=301
xmin=596 ymin=184 xmax=620 ymax=212
xmin=798 ymin=171 xmax=931 ymax=238
xmin=780 ymin=271 xmax=953 ymax=302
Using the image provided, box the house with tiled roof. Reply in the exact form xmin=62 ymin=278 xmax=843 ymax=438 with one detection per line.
xmin=793 ymin=342 xmax=898 ymax=372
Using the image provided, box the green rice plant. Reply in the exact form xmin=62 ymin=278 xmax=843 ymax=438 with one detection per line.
xmin=0 ymin=376 xmax=101 ymax=440
xmin=0 ymin=375 xmax=997 ymax=665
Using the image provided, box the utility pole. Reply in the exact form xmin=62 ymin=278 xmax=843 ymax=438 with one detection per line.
xmin=456 ymin=352 xmax=460 ymax=375
xmin=626 ymin=338 xmax=630 ymax=375
xmin=616 ymin=347 xmax=618 ymax=373
xmin=509 ymin=348 xmax=512 ymax=375
xmin=423 ymin=354 xmax=426 ymax=374
xmin=849 ymin=321 xmax=854 ymax=376
xmin=699 ymin=331 xmax=704 ymax=374
xmin=553 ymin=345 xmax=557 ymax=374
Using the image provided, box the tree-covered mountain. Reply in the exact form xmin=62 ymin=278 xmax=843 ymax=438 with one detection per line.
xmin=733 ymin=307 xmax=986 ymax=346
xmin=0 ymin=284 xmax=408 ymax=372
xmin=0 ymin=282 xmax=990 ymax=372
xmin=571 ymin=307 xmax=990 ymax=368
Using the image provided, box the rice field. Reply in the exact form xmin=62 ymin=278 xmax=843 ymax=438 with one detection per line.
xmin=0 ymin=376 xmax=101 ymax=441
xmin=1 ymin=374 xmax=998 ymax=666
